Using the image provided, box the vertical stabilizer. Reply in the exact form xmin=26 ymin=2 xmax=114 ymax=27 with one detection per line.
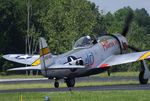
xmin=39 ymin=37 xmax=53 ymax=76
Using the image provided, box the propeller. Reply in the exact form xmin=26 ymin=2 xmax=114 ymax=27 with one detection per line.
xmin=121 ymin=11 xmax=150 ymax=82
xmin=121 ymin=10 xmax=134 ymax=37
xmin=128 ymin=45 xmax=140 ymax=52
xmin=120 ymin=10 xmax=141 ymax=52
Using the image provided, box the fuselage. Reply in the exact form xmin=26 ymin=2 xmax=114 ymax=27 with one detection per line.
xmin=42 ymin=34 xmax=128 ymax=79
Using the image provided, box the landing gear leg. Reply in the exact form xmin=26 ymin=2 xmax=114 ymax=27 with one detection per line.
xmin=54 ymin=80 xmax=59 ymax=88
xmin=139 ymin=71 xmax=148 ymax=84
xmin=139 ymin=60 xmax=150 ymax=84
xmin=65 ymin=78 xmax=75 ymax=88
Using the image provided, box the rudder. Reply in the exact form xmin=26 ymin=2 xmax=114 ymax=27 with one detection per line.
xmin=39 ymin=37 xmax=53 ymax=76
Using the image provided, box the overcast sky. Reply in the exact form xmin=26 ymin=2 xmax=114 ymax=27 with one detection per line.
xmin=89 ymin=0 xmax=150 ymax=14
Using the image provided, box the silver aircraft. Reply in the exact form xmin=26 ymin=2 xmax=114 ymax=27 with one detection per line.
xmin=3 ymin=12 xmax=150 ymax=88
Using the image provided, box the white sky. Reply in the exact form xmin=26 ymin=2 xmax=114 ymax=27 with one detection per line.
xmin=89 ymin=0 xmax=150 ymax=14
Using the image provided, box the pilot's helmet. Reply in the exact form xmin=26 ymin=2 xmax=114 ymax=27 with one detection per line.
xmin=86 ymin=35 xmax=91 ymax=39
xmin=83 ymin=35 xmax=91 ymax=44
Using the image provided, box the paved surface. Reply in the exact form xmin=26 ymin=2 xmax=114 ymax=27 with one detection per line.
xmin=0 ymin=84 xmax=150 ymax=93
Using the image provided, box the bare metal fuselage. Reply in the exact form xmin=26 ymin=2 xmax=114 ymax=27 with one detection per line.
xmin=41 ymin=34 xmax=128 ymax=79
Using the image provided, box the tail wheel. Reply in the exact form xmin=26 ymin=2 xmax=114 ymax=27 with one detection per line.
xmin=65 ymin=78 xmax=75 ymax=87
xmin=139 ymin=71 xmax=148 ymax=84
xmin=54 ymin=81 xmax=59 ymax=88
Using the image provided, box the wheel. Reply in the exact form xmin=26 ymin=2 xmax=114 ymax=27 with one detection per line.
xmin=139 ymin=71 xmax=148 ymax=84
xmin=54 ymin=81 xmax=59 ymax=88
xmin=65 ymin=78 xmax=75 ymax=87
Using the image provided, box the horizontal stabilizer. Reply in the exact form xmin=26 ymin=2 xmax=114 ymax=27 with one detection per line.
xmin=3 ymin=54 xmax=40 ymax=66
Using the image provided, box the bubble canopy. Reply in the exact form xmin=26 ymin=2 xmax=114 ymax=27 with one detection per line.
xmin=73 ymin=36 xmax=92 ymax=49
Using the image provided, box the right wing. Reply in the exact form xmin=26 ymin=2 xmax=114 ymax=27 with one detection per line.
xmin=3 ymin=54 xmax=40 ymax=66
xmin=98 ymin=51 xmax=150 ymax=68
xmin=49 ymin=65 xmax=85 ymax=69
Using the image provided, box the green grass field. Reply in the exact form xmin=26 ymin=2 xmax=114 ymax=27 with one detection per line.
xmin=0 ymin=74 xmax=43 ymax=79
xmin=0 ymin=90 xmax=150 ymax=101
xmin=0 ymin=72 xmax=148 ymax=101
xmin=95 ymin=71 xmax=139 ymax=77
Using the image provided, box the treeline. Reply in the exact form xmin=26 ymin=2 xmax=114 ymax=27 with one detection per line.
xmin=0 ymin=0 xmax=150 ymax=73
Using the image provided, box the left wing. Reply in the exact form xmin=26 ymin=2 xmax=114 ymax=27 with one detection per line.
xmin=7 ymin=65 xmax=41 ymax=71
xmin=99 ymin=51 xmax=150 ymax=68
xmin=49 ymin=65 xmax=85 ymax=69
xmin=7 ymin=65 xmax=85 ymax=71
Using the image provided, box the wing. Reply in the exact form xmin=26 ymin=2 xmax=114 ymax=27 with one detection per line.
xmin=7 ymin=65 xmax=84 ymax=71
xmin=3 ymin=54 xmax=40 ymax=66
xmin=98 ymin=51 xmax=150 ymax=68
xmin=49 ymin=65 xmax=85 ymax=69
xmin=7 ymin=65 xmax=41 ymax=71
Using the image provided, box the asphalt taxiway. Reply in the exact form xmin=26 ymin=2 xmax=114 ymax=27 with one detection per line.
xmin=0 ymin=84 xmax=150 ymax=93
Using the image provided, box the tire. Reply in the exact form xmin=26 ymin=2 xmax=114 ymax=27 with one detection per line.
xmin=65 ymin=78 xmax=75 ymax=87
xmin=54 ymin=81 xmax=59 ymax=88
xmin=139 ymin=71 xmax=148 ymax=84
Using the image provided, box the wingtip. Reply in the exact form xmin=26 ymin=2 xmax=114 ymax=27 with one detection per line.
xmin=2 ymin=54 xmax=9 ymax=59
xmin=7 ymin=68 xmax=16 ymax=71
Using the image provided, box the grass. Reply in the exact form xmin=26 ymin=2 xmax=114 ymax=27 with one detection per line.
xmin=110 ymin=71 xmax=139 ymax=77
xmin=0 ymin=72 xmax=147 ymax=101
xmin=96 ymin=71 xmax=139 ymax=77
xmin=0 ymin=90 xmax=150 ymax=101
xmin=0 ymin=71 xmax=139 ymax=79
xmin=0 ymin=80 xmax=139 ymax=90
xmin=0 ymin=74 xmax=43 ymax=79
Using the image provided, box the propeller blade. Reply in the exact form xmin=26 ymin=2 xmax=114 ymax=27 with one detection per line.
xmin=128 ymin=45 xmax=140 ymax=52
xmin=121 ymin=11 xmax=134 ymax=37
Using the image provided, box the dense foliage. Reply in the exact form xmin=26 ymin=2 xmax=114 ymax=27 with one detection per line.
xmin=0 ymin=0 xmax=150 ymax=73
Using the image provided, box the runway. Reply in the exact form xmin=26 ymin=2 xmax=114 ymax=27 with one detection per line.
xmin=0 ymin=84 xmax=150 ymax=93
xmin=0 ymin=76 xmax=149 ymax=93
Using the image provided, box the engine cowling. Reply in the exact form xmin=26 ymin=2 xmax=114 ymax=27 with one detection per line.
xmin=113 ymin=34 xmax=128 ymax=54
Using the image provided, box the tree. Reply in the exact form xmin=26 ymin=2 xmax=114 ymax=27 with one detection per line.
xmin=0 ymin=0 xmax=50 ymax=72
xmin=39 ymin=0 xmax=105 ymax=53
xmin=0 ymin=0 xmax=26 ymax=54
xmin=0 ymin=0 xmax=26 ymax=72
xmin=134 ymin=8 xmax=150 ymax=34
xmin=105 ymin=7 xmax=133 ymax=34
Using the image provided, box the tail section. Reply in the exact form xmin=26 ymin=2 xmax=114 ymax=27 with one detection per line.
xmin=39 ymin=37 xmax=53 ymax=76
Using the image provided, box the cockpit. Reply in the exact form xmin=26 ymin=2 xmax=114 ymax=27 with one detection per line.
xmin=73 ymin=35 xmax=97 ymax=49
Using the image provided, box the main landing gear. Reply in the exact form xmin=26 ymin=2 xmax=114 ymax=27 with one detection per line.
xmin=54 ymin=80 xmax=59 ymax=88
xmin=65 ymin=78 xmax=75 ymax=87
xmin=139 ymin=60 xmax=150 ymax=84
xmin=139 ymin=71 xmax=148 ymax=84
xmin=53 ymin=78 xmax=75 ymax=88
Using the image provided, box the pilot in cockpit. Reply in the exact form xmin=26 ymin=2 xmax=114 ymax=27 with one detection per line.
xmin=81 ymin=35 xmax=97 ymax=46
xmin=82 ymin=35 xmax=91 ymax=45
xmin=73 ymin=35 xmax=97 ymax=49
